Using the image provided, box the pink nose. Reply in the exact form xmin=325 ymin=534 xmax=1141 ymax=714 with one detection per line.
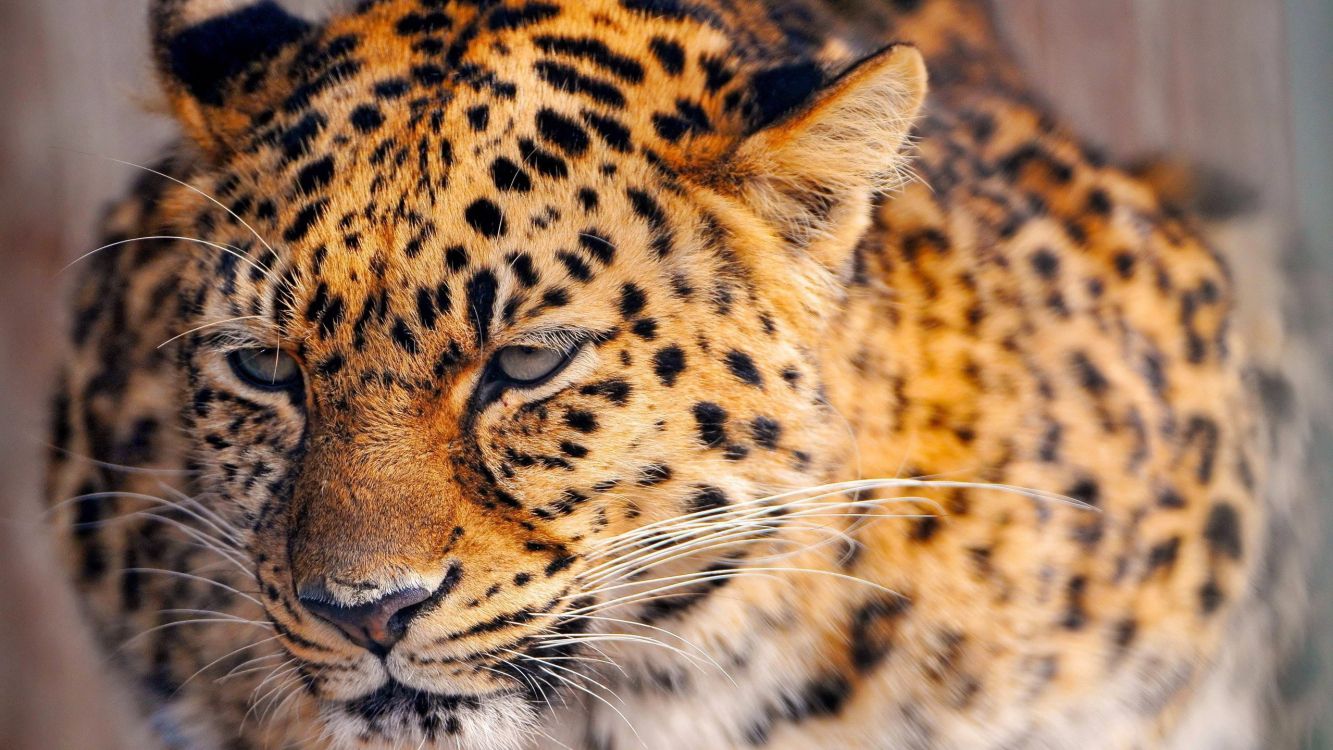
xmin=298 ymin=586 xmax=432 ymax=657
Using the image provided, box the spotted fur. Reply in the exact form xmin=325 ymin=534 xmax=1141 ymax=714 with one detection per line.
xmin=47 ymin=1 xmax=1297 ymax=748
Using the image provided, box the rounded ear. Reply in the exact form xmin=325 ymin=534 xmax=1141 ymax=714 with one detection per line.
xmin=717 ymin=44 xmax=927 ymax=277
xmin=151 ymin=0 xmax=314 ymax=155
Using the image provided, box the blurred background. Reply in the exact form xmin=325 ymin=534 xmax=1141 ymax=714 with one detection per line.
xmin=1 ymin=0 xmax=1329 ymax=747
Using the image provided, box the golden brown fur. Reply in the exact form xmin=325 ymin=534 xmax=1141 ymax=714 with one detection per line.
xmin=46 ymin=1 xmax=1295 ymax=748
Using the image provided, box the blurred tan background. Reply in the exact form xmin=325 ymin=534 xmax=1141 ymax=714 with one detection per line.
xmin=1 ymin=0 xmax=1329 ymax=747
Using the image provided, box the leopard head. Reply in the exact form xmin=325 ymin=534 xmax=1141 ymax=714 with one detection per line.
xmin=150 ymin=0 xmax=924 ymax=745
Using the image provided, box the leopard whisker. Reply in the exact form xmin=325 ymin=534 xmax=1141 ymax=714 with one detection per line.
xmin=176 ymin=635 xmax=282 ymax=691
xmin=525 ymin=633 xmax=711 ymax=674
xmin=582 ymin=509 xmax=938 ymax=586
xmin=533 ymin=612 xmax=731 ymax=684
xmin=601 ymin=478 xmax=1078 ymax=547
xmin=117 ymin=616 xmax=273 ymax=651
xmin=157 ymin=314 xmax=267 ymax=349
xmin=42 ymin=443 xmax=196 ymax=476
xmin=60 ymin=235 xmax=271 ymax=279
xmin=505 ymin=652 xmax=646 ymax=749
xmin=219 ymin=652 xmax=290 ymax=682
xmin=85 ymin=152 xmax=283 ymax=266
xmin=122 ymin=567 xmax=262 ymax=606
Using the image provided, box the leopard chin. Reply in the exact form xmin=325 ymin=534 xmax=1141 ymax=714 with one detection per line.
xmin=320 ymin=681 xmax=538 ymax=750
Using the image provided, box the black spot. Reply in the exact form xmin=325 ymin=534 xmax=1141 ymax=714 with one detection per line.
xmin=487 ymin=3 xmax=561 ymax=30
xmin=535 ymin=108 xmax=592 ymax=156
xmin=689 ymin=485 xmax=729 ymax=514
xmin=751 ymin=417 xmax=781 ymax=449
xmin=724 ymin=350 xmax=763 ymax=387
xmin=1113 ymin=251 xmax=1136 ymax=278
xmin=619 ymin=284 xmax=647 ymax=318
xmin=1199 ymin=579 xmax=1225 ymax=614
xmin=445 ymin=245 xmax=469 ymax=272
xmin=652 ymin=346 xmax=686 ymax=386
xmin=518 ymin=138 xmax=568 ymax=179
xmin=534 ymin=61 xmax=626 ymax=108
xmin=556 ymin=251 xmax=592 ymax=282
xmin=579 ymin=379 xmax=632 ymax=405
xmin=1065 ymin=478 xmax=1100 ymax=507
xmin=1071 ymin=352 xmax=1109 ymax=395
xmin=373 ymin=78 xmax=410 ymax=99
xmin=849 ymin=594 xmax=911 ymax=672
xmin=580 ymin=110 xmax=632 ymax=152
xmin=789 ymin=673 xmax=852 ymax=718
xmin=396 ymin=11 xmax=452 ymax=35
xmin=578 ymin=231 xmax=616 ymax=264
xmin=564 ymin=409 xmax=598 ymax=433
xmin=349 ymin=105 xmax=385 ymax=133
xmin=578 ymin=188 xmax=599 ymax=211
xmin=559 ymin=441 xmax=588 ymax=458
xmin=295 ymin=155 xmax=335 ymax=193
xmin=465 ymin=199 xmax=505 ymax=238
xmin=466 ymin=269 xmax=499 ymax=346
xmin=1203 ymin=502 xmax=1242 ymax=560
xmin=692 ymin=402 xmax=727 ymax=447
xmin=632 ymin=319 xmax=658 ymax=339
xmin=1146 ymin=536 xmax=1181 ymax=574
xmin=391 ymin=318 xmax=419 ymax=354
xmin=1061 ymin=576 xmax=1089 ymax=630
xmin=625 ymin=188 xmax=672 ymax=255
xmin=647 ymin=37 xmax=685 ymax=75
xmin=416 ymin=287 xmax=438 ymax=330
xmin=284 ymin=198 xmax=329 ymax=243
xmin=491 ymin=157 xmax=533 ymax=192
xmin=507 ymin=252 xmax=540 ymax=287
xmin=533 ymin=35 xmax=645 ymax=82
xmin=279 ymin=112 xmax=327 ymax=162
xmin=1030 ymin=249 xmax=1060 ymax=278
xmin=466 ymin=104 xmax=490 ymax=131
xmin=637 ymin=464 xmax=672 ymax=486
xmin=652 ymin=114 xmax=690 ymax=142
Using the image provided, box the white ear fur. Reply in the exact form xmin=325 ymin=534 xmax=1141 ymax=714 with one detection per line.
xmin=728 ymin=44 xmax=927 ymax=265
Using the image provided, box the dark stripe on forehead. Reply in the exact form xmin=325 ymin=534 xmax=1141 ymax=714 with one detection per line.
xmin=532 ymin=35 xmax=646 ymax=83
xmin=466 ymin=269 xmax=500 ymax=347
xmin=535 ymin=108 xmax=591 ymax=156
xmin=534 ymin=61 xmax=627 ymax=108
xmin=487 ymin=2 xmax=561 ymax=31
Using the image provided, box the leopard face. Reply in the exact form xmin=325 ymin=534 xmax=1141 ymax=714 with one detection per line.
xmin=151 ymin=0 xmax=923 ymax=743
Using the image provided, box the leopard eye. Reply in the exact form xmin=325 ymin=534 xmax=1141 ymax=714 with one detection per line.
xmin=494 ymin=345 xmax=572 ymax=386
xmin=227 ymin=348 xmax=303 ymax=391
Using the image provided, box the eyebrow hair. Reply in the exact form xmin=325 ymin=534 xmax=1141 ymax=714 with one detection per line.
xmin=508 ymin=325 xmax=615 ymax=352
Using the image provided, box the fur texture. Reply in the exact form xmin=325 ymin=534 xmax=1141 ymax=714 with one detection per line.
xmin=46 ymin=1 xmax=1306 ymax=748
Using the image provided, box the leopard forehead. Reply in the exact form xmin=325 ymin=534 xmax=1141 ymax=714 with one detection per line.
xmin=178 ymin=0 xmax=848 ymax=365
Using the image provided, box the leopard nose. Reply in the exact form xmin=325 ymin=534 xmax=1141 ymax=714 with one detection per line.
xmin=297 ymin=585 xmax=432 ymax=657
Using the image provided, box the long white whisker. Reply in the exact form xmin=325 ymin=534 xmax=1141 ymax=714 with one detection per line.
xmin=157 ymin=315 xmax=267 ymax=349
xmin=122 ymin=567 xmax=261 ymax=606
xmin=89 ymin=153 xmax=282 ymax=265
xmin=61 ymin=235 xmax=270 ymax=278
xmin=176 ymin=635 xmax=281 ymax=691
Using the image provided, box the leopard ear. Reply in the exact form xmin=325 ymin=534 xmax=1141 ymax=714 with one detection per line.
xmin=722 ymin=44 xmax=926 ymax=277
xmin=151 ymin=0 xmax=314 ymax=155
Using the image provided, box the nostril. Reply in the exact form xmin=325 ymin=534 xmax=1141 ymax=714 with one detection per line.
xmin=297 ymin=586 xmax=431 ymax=657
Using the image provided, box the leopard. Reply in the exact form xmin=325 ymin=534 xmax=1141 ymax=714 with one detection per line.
xmin=44 ymin=0 xmax=1310 ymax=748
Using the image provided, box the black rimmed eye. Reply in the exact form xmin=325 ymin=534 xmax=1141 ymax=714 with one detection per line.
xmin=493 ymin=345 xmax=574 ymax=386
xmin=227 ymin=348 xmax=303 ymax=391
